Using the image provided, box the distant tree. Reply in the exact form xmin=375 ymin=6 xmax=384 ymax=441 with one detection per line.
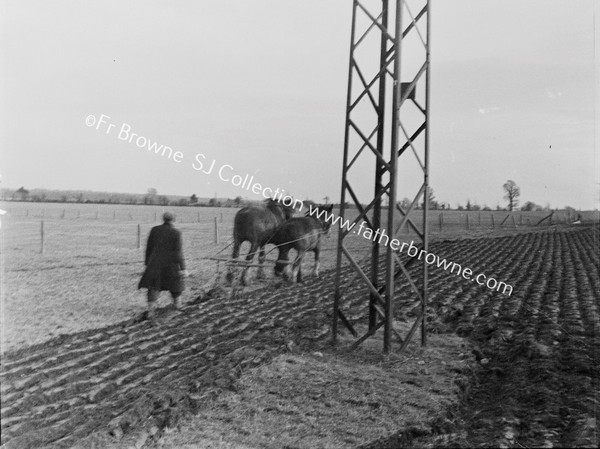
xmin=234 ymin=196 xmax=243 ymax=207
xmin=564 ymin=206 xmax=577 ymax=221
xmin=60 ymin=195 xmax=68 ymax=203
xmin=190 ymin=194 xmax=198 ymax=204
xmin=158 ymin=195 xmax=169 ymax=206
xmin=31 ymin=192 xmax=47 ymax=202
xmin=472 ymin=203 xmax=481 ymax=211
xmin=399 ymin=197 xmax=411 ymax=210
xmin=521 ymin=201 xmax=542 ymax=211
xmin=145 ymin=188 xmax=158 ymax=205
xmin=421 ymin=188 xmax=438 ymax=210
xmin=482 ymin=204 xmax=491 ymax=211
xmin=14 ymin=186 xmax=29 ymax=201
xmin=466 ymin=200 xmax=472 ymax=211
xmin=208 ymin=198 xmax=218 ymax=207
xmin=76 ymin=192 xmax=84 ymax=203
xmin=178 ymin=198 xmax=189 ymax=206
xmin=323 ymin=196 xmax=330 ymax=205
xmin=457 ymin=204 xmax=464 ymax=211
xmin=503 ymin=180 xmax=520 ymax=211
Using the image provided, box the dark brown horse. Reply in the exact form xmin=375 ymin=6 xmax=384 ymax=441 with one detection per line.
xmin=228 ymin=199 xmax=296 ymax=285
xmin=272 ymin=204 xmax=334 ymax=283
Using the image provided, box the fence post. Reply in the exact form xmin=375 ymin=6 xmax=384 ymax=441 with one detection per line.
xmin=40 ymin=220 xmax=44 ymax=254
xmin=439 ymin=213 xmax=443 ymax=232
xmin=491 ymin=214 xmax=495 ymax=229
xmin=478 ymin=212 xmax=481 ymax=227
xmin=214 ymin=217 xmax=219 ymax=244
xmin=137 ymin=224 xmax=141 ymax=249
xmin=220 ymin=212 xmax=223 ymax=223
xmin=466 ymin=214 xmax=470 ymax=230
xmin=512 ymin=215 xmax=517 ymax=228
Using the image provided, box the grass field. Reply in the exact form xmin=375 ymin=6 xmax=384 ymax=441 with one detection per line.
xmin=0 ymin=203 xmax=236 ymax=351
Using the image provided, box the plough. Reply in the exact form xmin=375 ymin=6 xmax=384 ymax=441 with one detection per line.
xmin=202 ymin=243 xmax=295 ymax=299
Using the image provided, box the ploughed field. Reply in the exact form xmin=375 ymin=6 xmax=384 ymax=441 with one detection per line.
xmin=1 ymin=202 xmax=598 ymax=447
xmin=423 ymin=224 xmax=599 ymax=448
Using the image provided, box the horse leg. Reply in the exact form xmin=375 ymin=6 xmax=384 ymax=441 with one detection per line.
xmin=226 ymin=239 xmax=241 ymax=283
xmin=256 ymin=246 xmax=266 ymax=279
xmin=293 ymin=250 xmax=305 ymax=283
xmin=312 ymin=245 xmax=320 ymax=277
xmin=275 ymin=247 xmax=289 ymax=278
xmin=242 ymin=242 xmax=259 ymax=286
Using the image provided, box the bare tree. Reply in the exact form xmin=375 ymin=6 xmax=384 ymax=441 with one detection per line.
xmin=503 ymin=180 xmax=520 ymax=211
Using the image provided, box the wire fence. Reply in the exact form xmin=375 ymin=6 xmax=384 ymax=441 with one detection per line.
xmin=1 ymin=202 xmax=596 ymax=258
xmin=0 ymin=203 xmax=231 ymax=224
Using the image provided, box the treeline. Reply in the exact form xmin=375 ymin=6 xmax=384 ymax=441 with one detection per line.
xmin=1 ymin=186 xmax=582 ymax=213
xmin=0 ymin=187 xmax=257 ymax=208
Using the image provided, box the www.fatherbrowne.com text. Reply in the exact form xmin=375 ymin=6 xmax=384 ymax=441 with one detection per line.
xmin=306 ymin=204 xmax=514 ymax=297
xmin=87 ymin=113 xmax=513 ymax=297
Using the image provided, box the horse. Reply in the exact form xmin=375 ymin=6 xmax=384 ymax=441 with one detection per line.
xmin=272 ymin=204 xmax=334 ymax=283
xmin=228 ymin=199 xmax=296 ymax=285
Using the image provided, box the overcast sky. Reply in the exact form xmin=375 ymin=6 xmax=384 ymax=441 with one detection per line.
xmin=1 ymin=0 xmax=598 ymax=209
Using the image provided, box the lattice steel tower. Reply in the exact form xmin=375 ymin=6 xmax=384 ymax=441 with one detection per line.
xmin=333 ymin=0 xmax=431 ymax=353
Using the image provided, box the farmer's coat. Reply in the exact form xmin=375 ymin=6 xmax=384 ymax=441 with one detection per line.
xmin=138 ymin=223 xmax=185 ymax=292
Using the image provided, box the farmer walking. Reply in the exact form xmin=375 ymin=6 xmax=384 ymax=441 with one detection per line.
xmin=138 ymin=212 xmax=188 ymax=319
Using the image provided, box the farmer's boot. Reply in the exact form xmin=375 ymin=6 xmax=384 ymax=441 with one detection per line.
xmin=147 ymin=289 xmax=159 ymax=320
xmin=147 ymin=301 xmax=158 ymax=320
xmin=173 ymin=297 xmax=182 ymax=310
